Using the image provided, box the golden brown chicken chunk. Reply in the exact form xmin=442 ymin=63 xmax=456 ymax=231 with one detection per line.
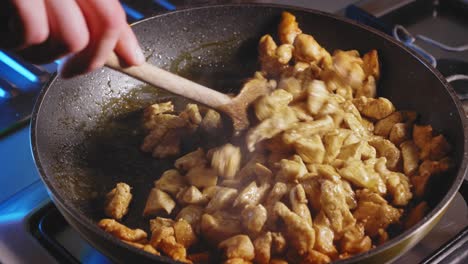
xmin=353 ymin=189 xmax=402 ymax=237
xmin=275 ymin=202 xmax=315 ymax=255
xmin=104 ymin=183 xmax=132 ymax=220
xmin=219 ymin=235 xmax=255 ymax=262
xmin=278 ymin=11 xmax=302 ymax=44
xmin=98 ymin=219 xmax=147 ymax=242
xmin=253 ymin=232 xmax=272 ymax=264
xmin=143 ymin=188 xmax=176 ymax=216
xmin=242 ymin=204 xmax=268 ymax=234
xmin=154 ymin=169 xmax=187 ymax=196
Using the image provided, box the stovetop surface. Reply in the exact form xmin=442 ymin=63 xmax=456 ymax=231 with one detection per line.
xmin=0 ymin=0 xmax=467 ymax=264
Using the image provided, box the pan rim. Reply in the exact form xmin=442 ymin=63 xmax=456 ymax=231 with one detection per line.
xmin=30 ymin=3 xmax=468 ymax=263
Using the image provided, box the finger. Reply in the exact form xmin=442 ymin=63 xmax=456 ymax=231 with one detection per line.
xmin=6 ymin=0 xmax=49 ymax=49
xmin=114 ymin=24 xmax=145 ymax=66
xmin=16 ymin=0 xmax=90 ymax=64
xmin=60 ymin=0 xmax=126 ymax=78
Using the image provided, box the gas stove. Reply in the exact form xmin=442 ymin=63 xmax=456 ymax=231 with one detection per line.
xmin=0 ymin=1 xmax=467 ymax=264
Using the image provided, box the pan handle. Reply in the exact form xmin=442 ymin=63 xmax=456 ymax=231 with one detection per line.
xmin=421 ymin=179 xmax=468 ymax=264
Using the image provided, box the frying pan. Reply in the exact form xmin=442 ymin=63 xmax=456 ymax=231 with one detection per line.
xmin=31 ymin=4 xmax=468 ymax=264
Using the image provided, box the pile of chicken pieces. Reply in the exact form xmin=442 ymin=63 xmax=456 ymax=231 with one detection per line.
xmin=98 ymin=12 xmax=453 ymax=264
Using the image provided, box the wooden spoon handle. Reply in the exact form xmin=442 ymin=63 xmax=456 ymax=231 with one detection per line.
xmin=105 ymin=52 xmax=232 ymax=108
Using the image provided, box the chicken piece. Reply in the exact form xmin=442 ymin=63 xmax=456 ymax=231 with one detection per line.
xmin=339 ymin=159 xmax=386 ymax=194
xmin=176 ymin=205 xmax=204 ymax=233
xmin=185 ymin=166 xmax=218 ymax=188
xmin=353 ymin=189 xmax=402 ymax=237
xmin=241 ymin=204 xmax=267 ymax=234
xmin=419 ymin=158 xmax=453 ymax=177
xmin=342 ymin=131 xmax=361 ymax=147
xmin=375 ymin=157 xmax=412 ymax=206
xmin=143 ymin=188 xmax=176 ymax=216
xmin=253 ymin=232 xmax=272 ymax=264
xmin=201 ymin=212 xmax=242 ymax=244
xmin=278 ymin=11 xmax=302 ymax=44
xmin=295 ymin=135 xmax=326 ymax=164
xmin=174 ymin=218 xmax=198 ymax=248
xmin=293 ymin=34 xmax=330 ymax=64
xmin=270 ymin=232 xmax=287 ymax=255
xmin=405 ymin=201 xmax=429 ymax=229
xmin=332 ymin=50 xmax=366 ymax=91
xmin=301 ymin=250 xmax=332 ymax=264
xmin=258 ymin=35 xmax=288 ymax=77
xmin=362 ymin=49 xmax=380 ymax=79
xmin=149 ymin=217 xmax=174 ymax=232
xmin=264 ymin=182 xmax=289 ymax=228
xmin=319 ymin=177 xmax=356 ymax=235
xmin=313 ymin=211 xmax=337 ymax=257
xmin=247 ymin=107 xmax=298 ymax=152
xmin=343 ymin=113 xmax=369 ymax=138
xmin=202 ymin=186 xmax=220 ymax=199
xmin=275 ymin=202 xmax=315 ymax=255
xmin=400 ymin=140 xmax=420 ymax=176
xmin=211 ymin=143 xmax=242 ymax=179
xmin=301 ymin=178 xmax=322 ymax=212
xmin=369 ymin=138 xmax=401 ymax=170
xmin=337 ymin=142 xmax=364 ymax=161
xmin=255 ymin=89 xmax=293 ymax=121
xmin=143 ymin=101 xmax=174 ymax=130
xmin=352 ymin=96 xmax=395 ymax=120
xmin=205 ymin=187 xmax=238 ymax=213
xmin=98 ymin=219 xmax=147 ymax=242
xmin=322 ymin=129 xmax=348 ymax=163
xmin=159 ymin=236 xmax=190 ymax=263
xmin=428 ymin=135 xmax=451 ymax=161
xmin=276 ymin=44 xmax=294 ymax=64
xmin=340 ymin=179 xmax=357 ymax=210
xmin=278 ymin=77 xmax=307 ymax=101
xmin=175 ymin=148 xmax=207 ymax=172
xmin=233 ymin=181 xmax=270 ymax=208
xmin=154 ymin=169 xmax=187 ymax=196
xmin=255 ymin=163 xmax=274 ymax=185
xmin=176 ymin=186 xmax=208 ymax=205
xmin=305 ymin=80 xmax=329 ymax=115
xmin=283 ymin=116 xmax=334 ymax=145
xmin=141 ymin=114 xmax=186 ymax=152
xmin=412 ymin=158 xmax=453 ymax=198
xmin=128 ymin=242 xmax=161 ymax=255
xmin=291 ymin=102 xmax=315 ymax=122
xmin=413 ymin=125 xmax=433 ymax=149
xmin=180 ymin=103 xmax=202 ymax=127
xmin=104 ymin=183 xmax=132 ymax=220
xmin=219 ymin=235 xmax=255 ymax=261
xmin=237 ymin=152 xmax=267 ymax=180
xmin=340 ymin=224 xmax=372 ymax=255
xmin=276 ymin=155 xmax=308 ymax=182
xmin=374 ymin=111 xmax=416 ymax=137
xmin=356 ymin=75 xmax=376 ymax=98
xmin=152 ymin=128 xmax=183 ymax=158
xmin=290 ymin=184 xmax=313 ymax=227
xmin=389 ymin=123 xmax=411 ymax=146
xmin=388 ymin=172 xmax=412 ymax=206
xmin=200 ymin=109 xmax=223 ymax=134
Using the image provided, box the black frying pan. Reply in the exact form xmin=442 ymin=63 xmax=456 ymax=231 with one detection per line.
xmin=31 ymin=4 xmax=468 ymax=264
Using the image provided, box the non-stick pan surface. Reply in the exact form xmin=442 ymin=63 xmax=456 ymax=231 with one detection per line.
xmin=31 ymin=4 xmax=468 ymax=264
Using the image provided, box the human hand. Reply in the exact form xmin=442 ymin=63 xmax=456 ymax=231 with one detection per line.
xmin=0 ymin=0 xmax=145 ymax=78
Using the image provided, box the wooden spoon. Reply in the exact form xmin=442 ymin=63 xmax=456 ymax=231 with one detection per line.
xmin=106 ymin=52 xmax=271 ymax=132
